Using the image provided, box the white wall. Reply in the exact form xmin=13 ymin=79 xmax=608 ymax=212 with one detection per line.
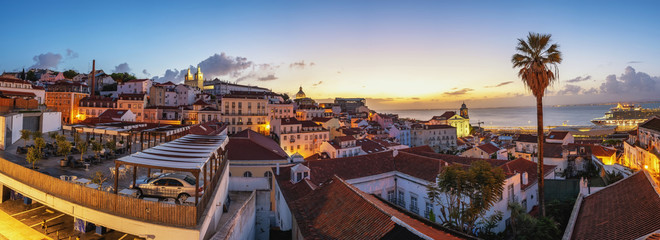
xmin=41 ymin=112 xmax=61 ymax=132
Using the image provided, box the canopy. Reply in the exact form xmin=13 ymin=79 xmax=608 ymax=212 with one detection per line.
xmin=115 ymin=134 xmax=228 ymax=171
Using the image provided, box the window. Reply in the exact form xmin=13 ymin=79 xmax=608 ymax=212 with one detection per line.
xmin=243 ymin=171 xmax=252 ymax=177
xmin=397 ymin=190 xmax=405 ymax=207
xmin=387 ymin=190 xmax=396 ymax=203
xmin=264 ymin=171 xmax=273 ymax=186
xmin=410 ymin=194 xmax=419 ymax=214
xmin=508 ymin=184 xmax=515 ymax=203
xmin=425 ymin=202 xmax=433 ymax=219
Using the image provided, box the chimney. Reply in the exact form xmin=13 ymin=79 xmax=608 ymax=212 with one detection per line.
xmin=276 ymin=163 xmax=280 ymax=175
xmin=522 ymin=172 xmax=528 ymax=185
xmin=90 ymin=59 xmax=96 ymax=96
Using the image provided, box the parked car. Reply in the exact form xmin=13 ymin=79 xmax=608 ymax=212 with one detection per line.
xmin=131 ymin=173 xmax=202 ymax=202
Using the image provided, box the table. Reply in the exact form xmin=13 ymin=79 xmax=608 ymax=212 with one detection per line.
xmin=75 ymin=178 xmax=91 ymax=185
xmin=118 ymin=188 xmax=138 ymax=198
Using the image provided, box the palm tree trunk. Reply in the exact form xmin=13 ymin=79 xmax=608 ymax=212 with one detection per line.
xmin=536 ymin=95 xmax=546 ymax=217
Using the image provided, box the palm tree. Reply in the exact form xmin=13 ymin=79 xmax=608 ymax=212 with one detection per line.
xmin=511 ymin=32 xmax=562 ymax=217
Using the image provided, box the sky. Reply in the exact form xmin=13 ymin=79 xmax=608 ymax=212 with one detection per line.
xmin=2 ymin=1 xmax=660 ymax=110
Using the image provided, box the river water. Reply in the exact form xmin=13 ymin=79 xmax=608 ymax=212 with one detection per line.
xmin=380 ymin=102 xmax=660 ymax=127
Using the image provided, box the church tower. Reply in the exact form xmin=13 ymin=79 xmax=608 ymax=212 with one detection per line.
xmin=460 ymin=102 xmax=469 ymax=119
xmin=185 ymin=68 xmax=193 ymax=81
xmin=195 ymin=66 xmax=204 ymax=89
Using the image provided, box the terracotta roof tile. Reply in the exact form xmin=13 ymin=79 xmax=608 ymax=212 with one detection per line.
xmin=547 ymin=131 xmax=569 ymax=140
xmin=477 ymin=143 xmax=500 ymax=154
xmin=227 ymin=129 xmax=288 ymax=160
xmin=571 ymin=170 xmax=660 ymax=240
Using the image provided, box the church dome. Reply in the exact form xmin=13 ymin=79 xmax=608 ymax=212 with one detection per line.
xmin=295 ymin=86 xmax=306 ymax=99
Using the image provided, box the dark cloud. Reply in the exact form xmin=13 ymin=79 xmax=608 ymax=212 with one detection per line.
xmin=583 ymin=88 xmax=598 ymax=95
xmin=153 ymin=52 xmax=255 ymax=83
xmin=485 ymin=81 xmax=514 ymax=88
xmin=627 ymin=61 xmax=642 ymax=64
xmin=312 ymin=81 xmax=323 ymax=87
xmin=290 ymin=60 xmax=313 ymax=69
xmin=30 ymin=52 xmax=62 ymax=69
xmin=565 ymin=75 xmax=592 ymax=83
xmin=599 ymin=66 xmax=659 ymax=96
xmin=258 ymin=74 xmax=278 ymax=81
xmin=443 ymin=88 xmax=474 ymax=96
xmin=142 ymin=69 xmax=151 ymax=77
xmin=113 ymin=63 xmax=131 ymax=73
xmin=557 ymin=84 xmax=584 ymax=95
xmin=65 ymin=49 xmax=79 ymax=59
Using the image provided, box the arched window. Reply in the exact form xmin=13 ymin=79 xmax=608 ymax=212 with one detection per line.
xmin=243 ymin=171 xmax=252 ymax=177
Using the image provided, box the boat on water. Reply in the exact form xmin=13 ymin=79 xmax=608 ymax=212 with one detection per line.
xmin=591 ymin=103 xmax=660 ymax=126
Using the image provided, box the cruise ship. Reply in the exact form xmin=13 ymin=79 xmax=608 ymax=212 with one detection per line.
xmin=591 ymin=103 xmax=660 ymax=126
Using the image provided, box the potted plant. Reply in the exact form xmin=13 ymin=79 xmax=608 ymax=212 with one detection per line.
xmin=58 ymin=140 xmax=72 ymax=167
xmin=92 ymin=141 xmax=103 ymax=161
xmin=26 ymin=146 xmax=41 ymax=169
xmin=91 ymin=171 xmax=108 ymax=190
xmin=77 ymin=140 xmax=88 ymax=163
xmin=20 ymin=129 xmax=31 ymax=148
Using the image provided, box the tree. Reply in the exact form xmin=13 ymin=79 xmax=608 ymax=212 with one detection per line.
xmin=104 ymin=140 xmax=117 ymax=155
xmin=57 ymin=140 xmax=72 ymax=161
xmin=34 ymin=137 xmax=46 ymax=155
xmin=507 ymin=202 xmax=561 ymax=240
xmin=91 ymin=171 xmax=108 ymax=190
xmin=20 ymin=129 xmax=32 ymax=148
xmin=92 ymin=141 xmax=103 ymax=159
xmin=26 ymin=147 xmax=41 ymax=169
xmin=73 ymin=133 xmax=81 ymax=146
xmin=426 ymin=160 xmax=505 ymax=234
xmin=77 ymin=140 xmax=88 ymax=161
xmin=48 ymin=132 xmax=59 ymax=143
xmin=110 ymin=72 xmax=137 ymax=83
xmin=26 ymin=70 xmax=38 ymax=81
xmin=511 ymin=32 xmax=562 ymax=217
xmin=32 ymin=131 xmax=43 ymax=141
xmin=63 ymin=69 xmax=78 ymax=79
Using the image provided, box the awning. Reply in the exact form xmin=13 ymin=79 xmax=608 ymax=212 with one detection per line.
xmin=115 ymin=134 xmax=228 ymax=172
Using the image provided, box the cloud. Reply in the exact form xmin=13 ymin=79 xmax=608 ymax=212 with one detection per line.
xmin=485 ymin=81 xmax=513 ymax=88
xmin=583 ymin=88 xmax=598 ymax=95
xmin=443 ymin=88 xmax=474 ymax=96
xmin=411 ymin=97 xmax=420 ymax=100
xmin=258 ymin=74 xmax=278 ymax=81
xmin=113 ymin=63 xmax=131 ymax=73
xmin=29 ymin=52 xmax=63 ymax=69
xmin=290 ymin=60 xmax=313 ymax=69
xmin=312 ymin=81 xmax=323 ymax=86
xmin=627 ymin=61 xmax=642 ymax=64
xmin=557 ymin=84 xmax=584 ymax=95
xmin=599 ymin=66 xmax=659 ymax=96
xmin=152 ymin=52 xmax=255 ymax=83
xmin=65 ymin=49 xmax=79 ymax=59
xmin=565 ymin=75 xmax=592 ymax=83
xmin=142 ymin=69 xmax=151 ymax=77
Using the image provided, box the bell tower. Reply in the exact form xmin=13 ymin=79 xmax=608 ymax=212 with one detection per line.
xmin=460 ymin=102 xmax=469 ymax=119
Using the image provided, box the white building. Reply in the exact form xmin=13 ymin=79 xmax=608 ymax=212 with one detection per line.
xmin=411 ymin=124 xmax=457 ymax=151
xmin=273 ymin=147 xmax=556 ymax=234
xmin=117 ymin=79 xmax=153 ymax=95
xmin=270 ymin=117 xmax=330 ymax=157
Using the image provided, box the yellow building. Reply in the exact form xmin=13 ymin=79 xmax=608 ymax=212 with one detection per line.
xmin=622 ymin=116 xmax=660 ymax=175
xmin=184 ymin=66 xmax=204 ymax=89
xmin=226 ymin=129 xmax=295 ymax=210
xmin=221 ymin=92 xmax=270 ymax=135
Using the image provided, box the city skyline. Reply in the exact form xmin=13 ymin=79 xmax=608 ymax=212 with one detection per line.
xmin=2 ymin=1 xmax=660 ymax=109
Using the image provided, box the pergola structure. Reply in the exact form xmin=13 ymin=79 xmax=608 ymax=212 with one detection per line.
xmin=114 ymin=134 xmax=228 ymax=205
xmin=63 ymin=122 xmax=191 ymax=153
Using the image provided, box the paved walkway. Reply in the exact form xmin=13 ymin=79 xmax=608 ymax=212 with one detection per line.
xmin=0 ymin=208 xmax=51 ymax=240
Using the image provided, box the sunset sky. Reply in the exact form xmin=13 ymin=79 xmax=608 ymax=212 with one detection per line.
xmin=2 ymin=1 xmax=660 ymax=110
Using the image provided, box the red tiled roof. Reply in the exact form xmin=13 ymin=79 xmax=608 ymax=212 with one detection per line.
xmin=547 ymin=131 xmax=569 ymax=140
xmin=516 ymin=134 xmax=538 ymax=143
xmin=300 ymin=120 xmax=320 ymax=128
xmin=543 ymin=143 xmax=564 ymax=158
xmin=477 ymin=143 xmax=500 ymax=155
xmin=499 ymin=158 xmax=556 ymax=190
xmin=227 ymin=129 xmax=288 ymax=160
xmin=335 ymin=135 xmax=356 ymax=142
xmin=126 ymin=79 xmax=149 ymax=83
xmin=193 ymin=99 xmax=210 ymax=105
xmin=0 ymin=90 xmax=36 ymax=97
xmin=98 ymin=109 xmax=131 ymax=120
xmin=394 ymin=151 xmax=448 ymax=181
xmin=439 ymin=111 xmax=456 ymax=119
xmin=571 ymin=170 xmax=660 ymax=240
xmin=356 ymin=139 xmax=388 ymax=154
xmin=303 ymin=151 xmax=395 ymax=185
xmin=188 ymin=122 xmax=226 ymax=136
xmin=640 ymin=117 xmax=660 ymax=132
xmin=289 ymin=176 xmax=465 ymax=240
xmin=118 ymin=93 xmax=146 ymax=100
xmin=280 ymin=117 xmax=300 ymax=125
xmin=591 ymin=145 xmax=616 ymax=157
